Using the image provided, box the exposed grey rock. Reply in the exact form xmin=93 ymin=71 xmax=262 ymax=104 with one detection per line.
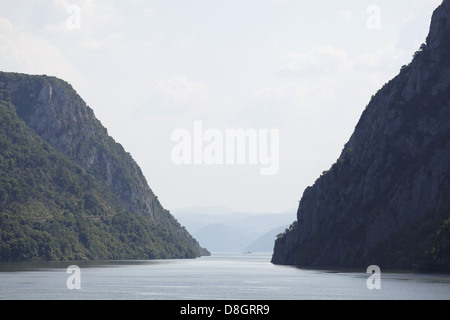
xmin=272 ymin=0 xmax=450 ymax=271
xmin=6 ymin=76 xmax=162 ymax=223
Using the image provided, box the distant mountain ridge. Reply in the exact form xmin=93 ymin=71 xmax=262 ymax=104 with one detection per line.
xmin=272 ymin=0 xmax=450 ymax=272
xmin=194 ymin=224 xmax=252 ymax=252
xmin=174 ymin=206 xmax=295 ymax=252
xmin=0 ymin=72 xmax=208 ymax=261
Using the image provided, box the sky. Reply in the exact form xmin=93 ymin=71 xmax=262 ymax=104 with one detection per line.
xmin=0 ymin=0 xmax=443 ymax=214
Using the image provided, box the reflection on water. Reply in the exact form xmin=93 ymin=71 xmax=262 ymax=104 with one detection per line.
xmin=1 ymin=253 xmax=449 ymax=300
xmin=0 ymin=259 xmax=178 ymax=272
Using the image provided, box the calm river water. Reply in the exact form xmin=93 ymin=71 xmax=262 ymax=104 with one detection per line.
xmin=0 ymin=253 xmax=449 ymax=300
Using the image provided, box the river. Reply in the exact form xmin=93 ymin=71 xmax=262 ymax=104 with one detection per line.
xmin=0 ymin=253 xmax=449 ymax=300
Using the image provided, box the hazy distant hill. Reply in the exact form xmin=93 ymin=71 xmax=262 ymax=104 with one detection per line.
xmin=193 ymin=224 xmax=252 ymax=252
xmin=245 ymin=226 xmax=289 ymax=253
xmin=173 ymin=206 xmax=295 ymax=252
xmin=0 ymin=72 xmax=208 ymax=261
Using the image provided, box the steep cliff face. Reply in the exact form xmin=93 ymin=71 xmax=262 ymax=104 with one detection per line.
xmin=0 ymin=72 xmax=208 ymax=261
xmin=3 ymin=74 xmax=160 ymax=222
xmin=272 ymin=0 xmax=450 ymax=272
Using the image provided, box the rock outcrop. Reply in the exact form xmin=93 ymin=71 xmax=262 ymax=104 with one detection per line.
xmin=0 ymin=72 xmax=209 ymax=261
xmin=272 ymin=0 xmax=450 ymax=272
xmin=5 ymin=75 xmax=161 ymax=222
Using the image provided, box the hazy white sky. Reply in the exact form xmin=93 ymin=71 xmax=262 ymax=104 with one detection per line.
xmin=0 ymin=0 xmax=442 ymax=213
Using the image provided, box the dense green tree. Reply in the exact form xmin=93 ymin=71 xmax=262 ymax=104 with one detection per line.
xmin=0 ymin=72 xmax=208 ymax=262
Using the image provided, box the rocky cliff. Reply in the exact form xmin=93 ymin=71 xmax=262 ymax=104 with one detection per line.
xmin=272 ymin=0 xmax=450 ymax=272
xmin=0 ymin=72 xmax=208 ymax=261
xmin=4 ymin=74 xmax=160 ymax=222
